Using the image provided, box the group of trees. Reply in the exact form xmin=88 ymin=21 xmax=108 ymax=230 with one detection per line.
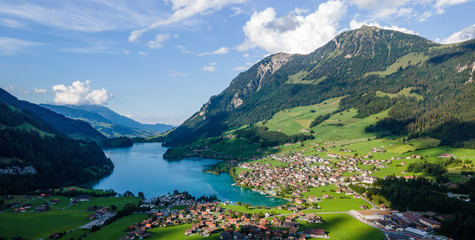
xmin=235 ymin=126 xmax=314 ymax=148
xmin=406 ymin=161 xmax=447 ymax=177
xmin=373 ymin=176 xmax=475 ymax=240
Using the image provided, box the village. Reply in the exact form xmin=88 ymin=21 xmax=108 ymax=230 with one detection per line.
xmin=117 ymin=191 xmax=447 ymax=240
xmin=235 ymin=152 xmax=391 ymax=198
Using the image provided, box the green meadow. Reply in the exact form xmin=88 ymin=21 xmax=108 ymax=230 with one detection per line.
xmin=0 ymin=195 xmax=142 ymax=240
xmin=218 ymin=203 xmax=292 ymax=215
xmin=85 ymin=214 xmax=148 ymax=240
xmin=0 ymin=208 xmax=90 ymax=239
xmin=262 ymin=97 xmax=341 ymax=135
xmin=298 ymin=213 xmax=385 ymax=240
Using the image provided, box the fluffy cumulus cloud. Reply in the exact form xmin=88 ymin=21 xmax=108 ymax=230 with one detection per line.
xmin=52 ymin=80 xmax=111 ymax=105
xmin=349 ymin=19 xmax=417 ymax=35
xmin=442 ymin=24 xmax=475 ymax=43
xmin=237 ymin=0 xmax=347 ymax=54
xmin=129 ymin=0 xmax=246 ymax=42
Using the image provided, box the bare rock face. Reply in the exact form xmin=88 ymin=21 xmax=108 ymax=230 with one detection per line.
xmin=254 ymin=53 xmax=292 ymax=92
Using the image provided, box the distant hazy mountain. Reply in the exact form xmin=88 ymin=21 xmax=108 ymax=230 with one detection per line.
xmin=0 ymin=88 xmax=105 ymax=142
xmin=41 ymin=104 xmax=174 ymax=138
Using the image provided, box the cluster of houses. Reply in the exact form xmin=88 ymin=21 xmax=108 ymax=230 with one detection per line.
xmin=70 ymin=195 xmax=92 ymax=205
xmin=353 ymin=210 xmax=446 ymax=239
xmin=121 ymin=200 xmax=328 ymax=240
xmin=235 ymin=153 xmax=390 ymax=200
xmin=12 ymin=194 xmax=62 ymax=213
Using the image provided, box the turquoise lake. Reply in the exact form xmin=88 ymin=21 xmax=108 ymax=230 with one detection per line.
xmin=93 ymin=142 xmax=286 ymax=207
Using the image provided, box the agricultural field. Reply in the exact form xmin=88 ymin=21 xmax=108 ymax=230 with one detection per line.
xmin=298 ymin=213 xmax=385 ymax=240
xmin=147 ymin=223 xmax=220 ymax=240
xmin=218 ymin=203 xmax=292 ymax=215
xmin=0 ymin=194 xmax=141 ymax=240
xmin=300 ymin=185 xmax=371 ymax=212
xmin=0 ymin=208 xmax=90 ymax=239
xmin=67 ymin=196 xmax=141 ymax=211
xmin=262 ymin=97 xmax=341 ymax=135
xmin=85 ymin=214 xmax=148 ymax=240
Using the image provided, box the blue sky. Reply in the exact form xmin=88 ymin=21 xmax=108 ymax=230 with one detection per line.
xmin=0 ymin=0 xmax=474 ymax=125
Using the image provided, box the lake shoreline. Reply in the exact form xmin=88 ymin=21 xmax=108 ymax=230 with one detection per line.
xmin=92 ymin=142 xmax=286 ymax=207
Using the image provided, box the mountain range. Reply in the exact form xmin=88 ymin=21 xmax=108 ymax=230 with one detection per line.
xmin=0 ymin=88 xmax=105 ymax=142
xmin=165 ymin=26 xmax=475 ymax=148
xmin=40 ymin=104 xmax=174 ymax=138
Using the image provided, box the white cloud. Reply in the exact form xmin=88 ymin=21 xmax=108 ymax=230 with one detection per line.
xmin=61 ymin=41 xmax=116 ymax=54
xmin=0 ymin=1 xmax=157 ymax=32
xmin=442 ymin=24 xmax=475 ymax=43
xmin=129 ymin=0 xmax=246 ymax=42
xmin=203 ymin=62 xmax=218 ymax=72
xmin=349 ymin=19 xmax=417 ymax=35
xmin=34 ymin=88 xmax=47 ymax=94
xmin=198 ymin=47 xmax=229 ymax=56
xmin=52 ymin=80 xmax=111 ymax=105
xmin=147 ymin=33 xmax=170 ymax=49
xmin=168 ymin=69 xmax=188 ymax=77
xmin=349 ymin=0 xmax=381 ymax=9
xmin=230 ymin=7 xmax=245 ymax=16
xmin=138 ymin=51 xmax=148 ymax=56
xmin=0 ymin=18 xmax=27 ymax=29
xmin=349 ymin=0 xmax=470 ymax=22
xmin=435 ymin=0 xmax=469 ymax=8
xmin=177 ymin=45 xmax=193 ymax=54
xmin=0 ymin=36 xmax=42 ymax=55
xmin=237 ymin=0 xmax=347 ymax=54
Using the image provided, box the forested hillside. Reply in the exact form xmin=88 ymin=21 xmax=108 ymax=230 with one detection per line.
xmin=0 ymin=88 xmax=105 ymax=142
xmin=166 ymin=26 xmax=474 ymax=148
xmin=0 ymin=103 xmax=113 ymax=194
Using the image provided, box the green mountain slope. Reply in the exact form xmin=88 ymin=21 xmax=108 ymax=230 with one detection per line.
xmin=40 ymin=104 xmax=173 ymax=138
xmin=0 ymin=103 xmax=113 ymax=194
xmin=0 ymin=88 xmax=105 ymax=142
xmin=166 ymin=26 xmax=475 ymax=148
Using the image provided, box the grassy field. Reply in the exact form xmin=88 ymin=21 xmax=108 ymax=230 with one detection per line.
xmin=253 ymin=157 xmax=289 ymax=167
xmin=85 ymin=214 xmax=148 ymax=240
xmin=147 ymin=223 xmax=220 ymax=240
xmin=298 ymin=213 xmax=384 ymax=240
xmin=310 ymin=108 xmax=389 ymax=145
xmin=218 ymin=203 xmax=292 ymax=215
xmin=286 ymin=70 xmax=327 ymax=85
xmin=365 ymin=52 xmax=428 ymax=77
xmin=263 ymin=97 xmax=341 ymax=135
xmin=67 ymin=196 xmax=141 ymax=211
xmin=0 ymin=208 xmax=90 ymax=239
xmin=376 ymin=87 xmax=423 ymax=101
xmin=0 ymin=195 xmax=142 ymax=240
xmin=301 ymin=185 xmax=370 ymax=212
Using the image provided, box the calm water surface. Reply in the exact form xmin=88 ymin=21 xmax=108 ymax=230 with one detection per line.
xmin=93 ymin=143 xmax=286 ymax=207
